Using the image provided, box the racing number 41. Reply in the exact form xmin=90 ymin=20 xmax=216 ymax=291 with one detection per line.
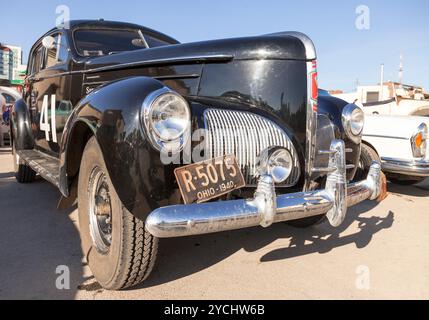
xmin=40 ymin=95 xmax=57 ymax=143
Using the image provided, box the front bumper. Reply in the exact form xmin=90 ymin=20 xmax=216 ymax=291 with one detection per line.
xmin=146 ymin=140 xmax=385 ymax=238
xmin=382 ymin=157 xmax=429 ymax=177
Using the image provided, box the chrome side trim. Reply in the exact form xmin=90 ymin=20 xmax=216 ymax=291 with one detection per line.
xmin=85 ymin=54 xmax=234 ymax=74
xmin=363 ymin=134 xmax=409 ymax=141
xmin=35 ymin=70 xmax=203 ymax=82
xmin=30 ymin=55 xmax=232 ymax=80
xmin=146 ymin=141 xmax=383 ymax=238
xmin=381 ymin=157 xmax=429 ymax=177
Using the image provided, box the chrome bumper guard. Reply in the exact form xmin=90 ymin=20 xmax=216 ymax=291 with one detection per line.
xmin=146 ymin=140 xmax=383 ymax=238
xmin=382 ymin=158 xmax=429 ymax=177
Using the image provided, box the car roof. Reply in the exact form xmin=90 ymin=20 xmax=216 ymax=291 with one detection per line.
xmin=40 ymin=19 xmax=180 ymax=45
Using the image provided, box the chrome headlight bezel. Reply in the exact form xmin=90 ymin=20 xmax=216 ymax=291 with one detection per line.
xmin=342 ymin=104 xmax=364 ymax=144
xmin=141 ymin=87 xmax=191 ymax=152
xmin=411 ymin=123 xmax=428 ymax=158
xmin=258 ymin=147 xmax=294 ymax=184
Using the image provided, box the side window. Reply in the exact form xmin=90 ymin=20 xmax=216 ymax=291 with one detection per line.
xmin=46 ymin=34 xmax=69 ymax=68
xmin=31 ymin=46 xmax=44 ymax=75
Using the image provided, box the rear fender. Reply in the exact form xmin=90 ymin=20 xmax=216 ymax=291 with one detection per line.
xmin=10 ymin=99 xmax=35 ymax=150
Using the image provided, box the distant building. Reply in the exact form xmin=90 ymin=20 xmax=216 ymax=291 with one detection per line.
xmin=0 ymin=43 xmax=26 ymax=83
xmin=328 ymin=90 xmax=344 ymax=95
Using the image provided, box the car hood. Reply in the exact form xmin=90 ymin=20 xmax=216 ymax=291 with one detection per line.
xmin=84 ymin=33 xmax=309 ymax=71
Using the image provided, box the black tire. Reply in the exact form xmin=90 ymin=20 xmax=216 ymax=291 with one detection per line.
xmin=387 ymin=176 xmax=425 ymax=186
xmin=13 ymin=142 xmax=36 ymax=183
xmin=78 ymin=137 xmax=158 ymax=290
xmin=286 ymin=215 xmax=326 ymax=228
xmin=354 ymin=144 xmax=380 ymax=182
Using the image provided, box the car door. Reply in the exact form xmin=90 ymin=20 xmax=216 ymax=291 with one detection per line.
xmin=27 ymin=32 xmax=72 ymax=157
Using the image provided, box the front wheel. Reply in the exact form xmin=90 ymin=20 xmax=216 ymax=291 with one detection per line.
xmin=78 ymin=137 xmax=158 ymax=290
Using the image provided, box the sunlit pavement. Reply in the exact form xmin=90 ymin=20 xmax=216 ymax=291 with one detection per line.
xmin=1 ymin=146 xmax=429 ymax=300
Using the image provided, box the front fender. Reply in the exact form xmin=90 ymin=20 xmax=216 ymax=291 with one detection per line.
xmin=60 ymin=76 xmax=177 ymax=221
xmin=317 ymin=94 xmax=361 ymax=180
xmin=10 ymin=99 xmax=35 ymax=150
xmin=317 ymin=94 xmax=348 ymax=131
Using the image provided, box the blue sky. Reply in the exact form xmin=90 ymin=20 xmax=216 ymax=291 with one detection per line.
xmin=1 ymin=0 xmax=428 ymax=92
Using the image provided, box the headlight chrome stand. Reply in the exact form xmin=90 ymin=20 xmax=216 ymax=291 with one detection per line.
xmin=249 ymin=140 xmax=349 ymax=229
xmin=146 ymin=139 xmax=384 ymax=239
xmin=325 ymin=140 xmax=348 ymax=227
xmin=249 ymin=174 xmax=277 ymax=228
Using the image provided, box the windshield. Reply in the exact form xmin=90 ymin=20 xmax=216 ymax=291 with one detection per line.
xmin=73 ymin=28 xmax=172 ymax=56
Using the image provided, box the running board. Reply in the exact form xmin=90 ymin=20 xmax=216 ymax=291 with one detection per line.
xmin=18 ymin=150 xmax=60 ymax=188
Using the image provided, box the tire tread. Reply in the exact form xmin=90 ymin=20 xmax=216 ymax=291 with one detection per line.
xmin=121 ymin=213 xmax=158 ymax=289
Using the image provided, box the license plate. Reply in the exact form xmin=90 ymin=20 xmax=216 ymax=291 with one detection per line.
xmin=175 ymin=155 xmax=246 ymax=204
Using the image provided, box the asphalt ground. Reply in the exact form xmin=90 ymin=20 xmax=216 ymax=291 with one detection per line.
xmin=1 ymin=146 xmax=428 ymax=299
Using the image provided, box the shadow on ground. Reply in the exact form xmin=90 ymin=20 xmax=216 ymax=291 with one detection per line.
xmin=0 ymin=146 xmax=403 ymax=296
xmin=0 ymin=171 xmax=14 ymax=179
xmin=0 ymin=174 xmax=85 ymax=299
xmin=134 ymin=200 xmax=394 ymax=290
xmin=387 ymin=180 xmax=429 ymax=198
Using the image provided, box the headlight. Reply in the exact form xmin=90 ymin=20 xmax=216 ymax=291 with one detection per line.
xmin=411 ymin=123 xmax=428 ymax=158
xmin=258 ymin=147 xmax=293 ymax=183
xmin=142 ymin=87 xmax=190 ymax=151
xmin=342 ymin=104 xmax=364 ymax=144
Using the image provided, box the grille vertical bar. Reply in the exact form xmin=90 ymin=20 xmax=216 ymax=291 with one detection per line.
xmin=204 ymin=109 xmax=301 ymax=186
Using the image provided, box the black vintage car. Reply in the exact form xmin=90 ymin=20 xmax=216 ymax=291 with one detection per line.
xmin=11 ymin=20 xmax=385 ymax=290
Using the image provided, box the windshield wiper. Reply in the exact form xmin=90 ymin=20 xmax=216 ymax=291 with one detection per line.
xmin=138 ymin=30 xmax=149 ymax=49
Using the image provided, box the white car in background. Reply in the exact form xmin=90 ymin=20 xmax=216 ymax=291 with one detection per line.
xmin=358 ymin=114 xmax=429 ymax=185
xmin=333 ymin=82 xmax=429 ymax=117
xmin=0 ymin=86 xmax=21 ymax=146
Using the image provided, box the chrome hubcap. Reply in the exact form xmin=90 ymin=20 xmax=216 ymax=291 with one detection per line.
xmin=88 ymin=167 xmax=113 ymax=254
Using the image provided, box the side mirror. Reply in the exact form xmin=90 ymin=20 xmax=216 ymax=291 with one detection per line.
xmin=42 ymin=36 xmax=56 ymax=50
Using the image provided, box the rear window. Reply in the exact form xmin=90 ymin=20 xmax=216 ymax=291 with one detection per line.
xmin=73 ymin=28 xmax=173 ymax=56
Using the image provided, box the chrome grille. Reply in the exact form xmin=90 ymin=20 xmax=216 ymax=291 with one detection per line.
xmin=204 ymin=109 xmax=301 ymax=186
